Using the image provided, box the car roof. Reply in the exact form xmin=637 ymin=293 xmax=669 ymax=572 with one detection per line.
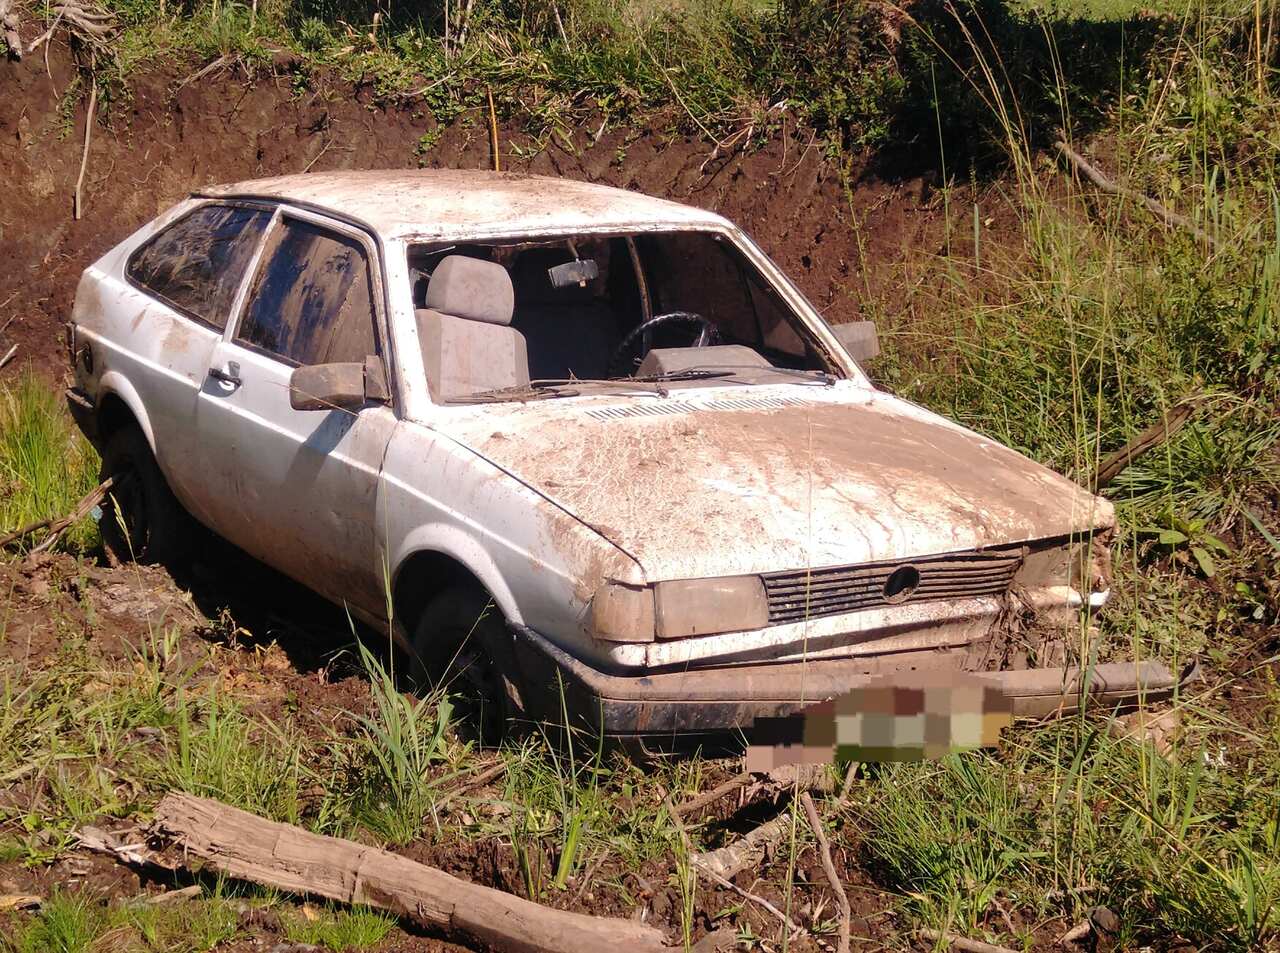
xmin=197 ymin=169 xmax=731 ymax=241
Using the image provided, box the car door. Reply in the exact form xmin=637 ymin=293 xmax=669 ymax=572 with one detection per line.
xmin=104 ymin=202 xmax=274 ymax=516
xmin=193 ymin=207 xmax=397 ymax=618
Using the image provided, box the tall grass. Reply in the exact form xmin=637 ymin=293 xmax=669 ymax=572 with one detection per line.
xmin=0 ymin=371 xmax=100 ymax=552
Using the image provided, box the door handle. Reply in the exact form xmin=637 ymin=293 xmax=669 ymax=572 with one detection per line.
xmin=209 ymin=361 xmax=241 ymax=388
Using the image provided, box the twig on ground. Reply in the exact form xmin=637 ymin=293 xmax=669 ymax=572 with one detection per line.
xmin=1058 ymin=920 xmax=1092 ymax=945
xmin=700 ymin=865 xmax=810 ymax=941
xmin=918 ymin=928 xmax=1019 ymax=953
xmin=451 ymin=759 xmax=507 ymax=794
xmin=673 ymin=771 xmax=753 ymax=816
xmin=689 ymin=764 xmax=847 ymax=879
xmin=76 ymin=825 xmax=175 ymax=871
xmin=143 ymin=884 xmax=202 ymax=905
xmin=176 ymin=54 xmax=232 ymax=90
xmin=1053 ymin=138 xmax=1219 ymax=251
xmin=74 ymin=72 xmax=98 ymax=221
xmin=0 ymin=343 xmax=17 ymax=370
xmin=799 ymin=792 xmax=850 ymax=953
xmin=3 ymin=475 xmax=115 ymax=554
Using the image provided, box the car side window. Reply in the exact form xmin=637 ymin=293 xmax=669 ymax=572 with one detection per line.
xmin=235 ymin=217 xmax=380 ymax=366
xmin=126 ymin=204 xmax=271 ymax=329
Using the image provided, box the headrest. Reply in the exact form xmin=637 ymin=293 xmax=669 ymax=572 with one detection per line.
xmin=512 ymin=247 xmax=593 ymax=306
xmin=425 ymin=255 xmax=515 ymax=326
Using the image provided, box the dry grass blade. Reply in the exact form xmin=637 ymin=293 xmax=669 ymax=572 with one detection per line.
xmin=800 ymin=791 xmax=850 ymax=953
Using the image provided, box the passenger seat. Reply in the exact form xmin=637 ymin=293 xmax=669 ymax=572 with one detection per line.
xmin=417 ymin=256 xmax=530 ymax=400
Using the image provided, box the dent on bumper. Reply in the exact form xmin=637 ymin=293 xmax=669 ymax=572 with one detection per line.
xmin=511 ymin=624 xmax=1196 ymax=737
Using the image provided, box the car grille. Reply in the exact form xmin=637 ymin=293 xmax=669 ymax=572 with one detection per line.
xmin=762 ymin=547 xmax=1025 ymax=625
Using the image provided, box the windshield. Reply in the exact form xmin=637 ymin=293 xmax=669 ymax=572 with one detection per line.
xmin=406 ymin=230 xmax=839 ymax=403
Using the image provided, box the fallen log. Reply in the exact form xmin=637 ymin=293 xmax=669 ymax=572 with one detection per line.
xmin=152 ymin=792 xmax=675 ymax=953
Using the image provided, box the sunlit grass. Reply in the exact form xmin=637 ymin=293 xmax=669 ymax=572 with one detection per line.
xmin=0 ymin=371 xmax=100 ymax=553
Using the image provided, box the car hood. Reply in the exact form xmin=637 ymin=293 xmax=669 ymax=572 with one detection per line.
xmin=430 ymin=385 xmax=1113 ymax=580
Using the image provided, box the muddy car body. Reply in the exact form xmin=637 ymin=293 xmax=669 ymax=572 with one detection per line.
xmin=66 ymin=170 xmax=1175 ymax=748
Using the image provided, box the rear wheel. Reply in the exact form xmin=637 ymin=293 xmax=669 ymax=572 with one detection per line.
xmin=409 ymin=587 xmax=515 ymax=745
xmin=98 ymin=425 xmax=192 ymax=564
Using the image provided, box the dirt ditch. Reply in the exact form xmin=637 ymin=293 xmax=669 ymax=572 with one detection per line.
xmin=0 ymin=41 xmax=974 ymax=377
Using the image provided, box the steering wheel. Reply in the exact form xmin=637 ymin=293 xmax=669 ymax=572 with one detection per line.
xmin=608 ymin=311 xmax=720 ymax=376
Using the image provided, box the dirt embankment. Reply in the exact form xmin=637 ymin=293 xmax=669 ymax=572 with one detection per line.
xmin=0 ymin=42 xmax=959 ymax=377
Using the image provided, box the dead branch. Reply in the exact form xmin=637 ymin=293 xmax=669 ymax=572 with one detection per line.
xmin=673 ymin=772 xmax=753 ymax=817
xmin=1089 ymin=400 xmax=1199 ymax=490
xmin=151 ymin=793 xmax=676 ymax=953
xmin=0 ymin=343 xmax=17 ymax=370
xmin=27 ymin=0 xmax=116 ymax=53
xmin=76 ymin=825 xmax=176 ymax=871
xmin=1053 ymin=139 xmax=1219 ymax=251
xmin=799 ymin=792 xmax=849 ymax=953
xmin=73 ymin=73 xmax=97 ymax=220
xmin=699 ymin=865 xmax=810 ymax=943
xmin=689 ymin=764 xmax=841 ymax=880
xmin=918 ymin=928 xmax=1019 ymax=953
xmin=1 ymin=476 xmax=114 ymax=551
xmin=29 ymin=475 xmax=114 ymax=554
xmin=1 ymin=0 xmax=21 ymax=59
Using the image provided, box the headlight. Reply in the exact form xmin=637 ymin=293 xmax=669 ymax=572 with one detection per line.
xmin=590 ymin=576 xmax=769 ymax=642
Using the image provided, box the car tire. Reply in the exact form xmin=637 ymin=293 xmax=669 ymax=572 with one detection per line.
xmin=99 ymin=425 xmax=192 ymax=565
xmin=409 ymin=586 xmax=517 ymax=745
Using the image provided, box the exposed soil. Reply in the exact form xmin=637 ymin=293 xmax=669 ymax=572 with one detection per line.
xmin=0 ymin=40 xmax=979 ymax=380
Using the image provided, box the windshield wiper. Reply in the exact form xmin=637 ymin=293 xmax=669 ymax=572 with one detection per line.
xmin=451 ymin=377 xmax=665 ymax=403
xmin=671 ymin=364 xmax=837 ymax=386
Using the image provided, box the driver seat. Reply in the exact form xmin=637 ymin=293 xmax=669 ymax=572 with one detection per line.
xmin=417 ymin=256 xmax=530 ymax=400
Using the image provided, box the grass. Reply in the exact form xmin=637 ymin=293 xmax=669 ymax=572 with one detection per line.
xmin=0 ymin=372 xmax=100 ymax=553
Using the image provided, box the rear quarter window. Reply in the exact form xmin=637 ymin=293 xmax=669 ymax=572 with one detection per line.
xmin=126 ymin=204 xmax=272 ymax=329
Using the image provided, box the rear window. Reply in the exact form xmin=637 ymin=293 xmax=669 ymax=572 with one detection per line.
xmin=126 ymin=204 xmax=271 ymax=329
xmin=235 ymin=217 xmax=379 ymax=366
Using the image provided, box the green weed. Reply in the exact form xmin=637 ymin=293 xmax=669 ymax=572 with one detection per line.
xmin=281 ymin=903 xmax=396 ymax=951
xmin=0 ymin=372 xmax=100 ymax=553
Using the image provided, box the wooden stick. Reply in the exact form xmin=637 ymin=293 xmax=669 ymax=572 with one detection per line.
xmin=690 ymin=764 xmax=841 ymax=880
xmin=0 ymin=343 xmax=17 ymax=370
xmin=673 ymin=771 xmax=753 ymax=816
xmin=799 ymin=792 xmax=850 ymax=953
xmin=151 ymin=793 xmax=676 ymax=953
xmin=487 ymin=87 xmax=501 ymax=173
xmin=1090 ymin=401 xmax=1198 ymax=490
xmin=2 ymin=476 xmax=114 ymax=551
xmin=28 ymin=476 xmax=115 ymax=555
xmin=1053 ymin=139 xmax=1219 ymax=250
xmin=918 ymin=928 xmax=1019 ymax=953
xmin=698 ymin=865 xmax=810 ymax=942
xmin=74 ymin=74 xmax=98 ymax=221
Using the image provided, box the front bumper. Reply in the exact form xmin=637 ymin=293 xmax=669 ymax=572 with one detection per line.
xmin=511 ymin=625 xmax=1194 ymax=739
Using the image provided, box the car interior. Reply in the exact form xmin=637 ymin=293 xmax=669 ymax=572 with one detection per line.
xmin=406 ymin=231 xmax=836 ymax=401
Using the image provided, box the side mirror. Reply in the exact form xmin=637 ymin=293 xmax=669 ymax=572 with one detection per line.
xmin=289 ymin=356 xmax=390 ymax=411
xmin=829 ymin=320 xmax=880 ymax=366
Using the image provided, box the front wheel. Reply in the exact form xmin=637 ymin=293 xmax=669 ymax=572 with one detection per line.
xmin=409 ymin=587 xmax=517 ymax=745
xmin=98 ymin=425 xmax=192 ymax=564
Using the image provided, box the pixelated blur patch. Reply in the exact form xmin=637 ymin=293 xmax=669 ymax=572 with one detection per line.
xmin=745 ymin=671 xmax=1014 ymax=771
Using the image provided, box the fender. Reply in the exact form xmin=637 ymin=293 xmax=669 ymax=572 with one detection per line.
xmin=390 ymin=523 xmax=525 ymax=627
xmin=96 ymin=370 xmax=157 ymax=452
